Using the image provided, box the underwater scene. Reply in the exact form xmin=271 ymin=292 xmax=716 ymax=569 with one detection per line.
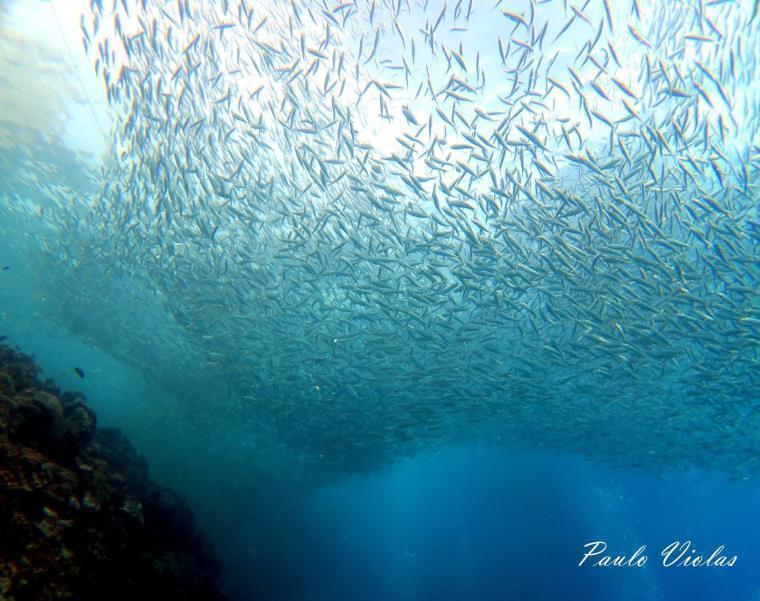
xmin=0 ymin=0 xmax=758 ymax=599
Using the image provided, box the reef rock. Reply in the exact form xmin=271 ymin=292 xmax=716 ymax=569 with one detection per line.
xmin=0 ymin=344 xmax=226 ymax=600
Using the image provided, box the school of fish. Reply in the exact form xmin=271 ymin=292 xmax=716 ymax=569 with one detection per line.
xmin=4 ymin=0 xmax=759 ymax=479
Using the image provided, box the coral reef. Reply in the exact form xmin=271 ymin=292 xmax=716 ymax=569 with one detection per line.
xmin=0 ymin=344 xmax=226 ymax=600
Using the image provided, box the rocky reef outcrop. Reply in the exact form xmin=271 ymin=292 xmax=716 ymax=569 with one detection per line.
xmin=0 ymin=344 xmax=226 ymax=600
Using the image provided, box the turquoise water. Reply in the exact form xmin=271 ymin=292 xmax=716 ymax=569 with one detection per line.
xmin=1 ymin=0 xmax=758 ymax=599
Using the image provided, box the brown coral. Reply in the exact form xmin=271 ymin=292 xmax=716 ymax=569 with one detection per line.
xmin=0 ymin=345 xmax=226 ymax=600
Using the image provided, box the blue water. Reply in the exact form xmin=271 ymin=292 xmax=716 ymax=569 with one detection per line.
xmin=1 ymin=0 xmax=759 ymax=599
xmin=290 ymin=448 xmax=759 ymax=601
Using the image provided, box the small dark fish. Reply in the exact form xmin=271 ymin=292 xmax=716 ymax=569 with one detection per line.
xmin=74 ymin=367 xmax=85 ymax=378
xmin=1 ymin=266 xmax=9 ymax=271
xmin=0 ymin=335 xmax=6 ymax=341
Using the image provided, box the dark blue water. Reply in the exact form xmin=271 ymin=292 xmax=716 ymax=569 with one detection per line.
xmin=213 ymin=446 xmax=758 ymax=601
